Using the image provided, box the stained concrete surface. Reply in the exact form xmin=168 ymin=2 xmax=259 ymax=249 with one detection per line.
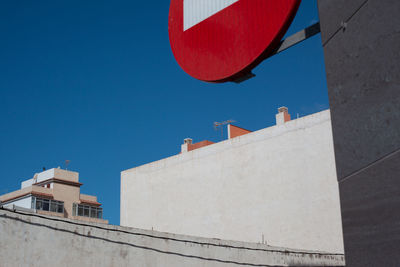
xmin=0 ymin=208 xmax=344 ymax=267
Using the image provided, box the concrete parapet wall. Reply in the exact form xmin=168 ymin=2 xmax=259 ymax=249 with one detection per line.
xmin=0 ymin=209 xmax=344 ymax=267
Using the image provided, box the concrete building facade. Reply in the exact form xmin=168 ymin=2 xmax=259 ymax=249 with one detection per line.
xmin=121 ymin=109 xmax=344 ymax=254
xmin=0 ymin=168 xmax=108 ymax=224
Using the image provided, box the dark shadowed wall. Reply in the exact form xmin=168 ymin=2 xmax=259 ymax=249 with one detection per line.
xmin=318 ymin=0 xmax=400 ymax=266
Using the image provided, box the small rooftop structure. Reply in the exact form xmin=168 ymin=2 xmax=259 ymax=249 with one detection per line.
xmin=181 ymin=107 xmax=291 ymax=153
xmin=276 ymin=106 xmax=291 ymax=125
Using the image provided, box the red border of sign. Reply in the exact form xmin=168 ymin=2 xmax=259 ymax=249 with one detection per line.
xmin=228 ymin=1 xmax=301 ymax=83
xmin=169 ymin=0 xmax=301 ymax=83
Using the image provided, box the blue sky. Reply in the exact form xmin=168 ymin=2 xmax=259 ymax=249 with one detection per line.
xmin=0 ymin=1 xmax=327 ymax=225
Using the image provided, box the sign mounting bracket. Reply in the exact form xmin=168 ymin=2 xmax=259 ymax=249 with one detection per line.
xmin=269 ymin=22 xmax=321 ymax=58
xmin=233 ymin=22 xmax=321 ymax=83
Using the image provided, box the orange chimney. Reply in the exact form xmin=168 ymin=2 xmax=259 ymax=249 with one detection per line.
xmin=181 ymin=138 xmax=193 ymax=153
xmin=276 ymin=107 xmax=291 ymax=125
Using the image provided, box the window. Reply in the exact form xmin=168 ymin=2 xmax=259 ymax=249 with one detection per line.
xmin=84 ymin=206 xmax=90 ymax=217
xmin=72 ymin=203 xmax=103 ymax=219
xmin=32 ymin=197 xmax=64 ymax=214
xmin=42 ymin=199 xmax=49 ymax=211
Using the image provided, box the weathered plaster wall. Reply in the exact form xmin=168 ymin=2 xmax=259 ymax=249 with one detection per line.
xmin=121 ymin=110 xmax=344 ymax=253
xmin=0 ymin=209 xmax=344 ymax=267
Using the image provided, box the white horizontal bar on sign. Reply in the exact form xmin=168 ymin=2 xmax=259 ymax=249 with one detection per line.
xmin=184 ymin=0 xmax=239 ymax=31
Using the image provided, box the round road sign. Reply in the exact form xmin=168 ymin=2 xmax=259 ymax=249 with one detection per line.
xmin=169 ymin=0 xmax=301 ymax=82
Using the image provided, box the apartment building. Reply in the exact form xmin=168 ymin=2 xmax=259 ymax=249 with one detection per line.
xmin=0 ymin=168 xmax=108 ymax=224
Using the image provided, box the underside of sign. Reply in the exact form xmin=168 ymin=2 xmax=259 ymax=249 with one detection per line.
xmin=169 ymin=0 xmax=302 ymax=83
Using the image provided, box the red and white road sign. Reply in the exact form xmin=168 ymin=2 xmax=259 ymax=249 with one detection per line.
xmin=169 ymin=0 xmax=301 ymax=82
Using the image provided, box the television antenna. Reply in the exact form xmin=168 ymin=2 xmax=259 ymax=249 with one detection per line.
xmin=65 ymin=160 xmax=70 ymax=170
xmin=214 ymin=119 xmax=235 ymax=141
xmin=33 ymin=173 xmax=38 ymax=184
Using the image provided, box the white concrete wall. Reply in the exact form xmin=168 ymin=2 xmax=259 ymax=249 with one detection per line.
xmin=3 ymin=196 xmax=32 ymax=209
xmin=21 ymin=178 xmax=35 ymax=188
xmin=121 ymin=110 xmax=344 ymax=253
xmin=21 ymin=169 xmax=55 ymax=188
xmin=21 ymin=168 xmax=79 ymax=189
xmin=0 ymin=209 xmax=345 ymax=267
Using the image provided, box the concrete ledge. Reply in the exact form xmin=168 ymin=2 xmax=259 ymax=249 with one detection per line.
xmin=0 ymin=208 xmax=344 ymax=266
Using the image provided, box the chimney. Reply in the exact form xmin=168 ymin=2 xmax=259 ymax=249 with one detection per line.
xmin=181 ymin=138 xmax=193 ymax=153
xmin=276 ymin=107 xmax=291 ymax=125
